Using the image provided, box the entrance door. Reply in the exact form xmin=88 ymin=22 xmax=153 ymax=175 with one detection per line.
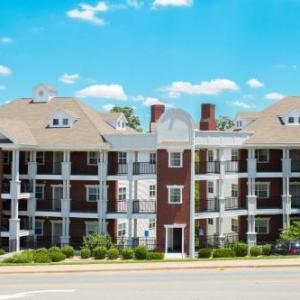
xmin=53 ymin=152 xmax=63 ymax=174
xmin=52 ymin=222 xmax=62 ymax=246
xmin=52 ymin=186 xmax=63 ymax=211
xmin=167 ymin=227 xmax=183 ymax=253
xmin=290 ymin=183 xmax=300 ymax=208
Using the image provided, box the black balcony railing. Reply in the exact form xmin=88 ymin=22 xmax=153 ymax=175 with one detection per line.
xmin=291 ymin=160 xmax=300 ymax=172
xmin=225 ymin=197 xmax=239 ymax=210
xmin=133 ymin=162 xmax=156 ymax=175
xmin=195 ymin=161 xmax=220 ymax=174
xmin=107 ymin=200 xmax=127 ymax=213
xmin=133 ymin=200 xmax=156 ymax=213
xmin=291 ymin=196 xmax=300 ymax=208
xmin=196 ymin=233 xmax=239 ymax=249
xmin=198 ymin=198 xmax=219 ymax=212
xmin=113 ymin=237 xmax=157 ymax=250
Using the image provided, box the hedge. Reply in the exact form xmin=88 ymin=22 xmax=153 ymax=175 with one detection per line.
xmin=121 ymin=248 xmax=134 ymax=260
xmin=250 ymin=246 xmax=261 ymax=257
xmin=107 ymin=247 xmax=119 ymax=260
xmin=134 ymin=245 xmax=148 ymax=260
xmin=80 ymin=248 xmax=91 ymax=259
xmin=61 ymin=246 xmax=75 ymax=258
xmin=146 ymin=251 xmax=164 ymax=260
xmin=93 ymin=246 xmax=107 ymax=259
xmin=232 ymin=243 xmax=248 ymax=257
xmin=213 ymin=248 xmax=235 ymax=258
xmin=198 ymin=248 xmax=212 ymax=258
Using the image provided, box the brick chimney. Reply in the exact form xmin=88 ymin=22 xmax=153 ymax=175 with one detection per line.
xmin=150 ymin=104 xmax=165 ymax=132
xmin=200 ymin=103 xmax=216 ymax=130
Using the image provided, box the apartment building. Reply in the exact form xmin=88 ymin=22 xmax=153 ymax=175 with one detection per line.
xmin=0 ymin=83 xmax=299 ymax=257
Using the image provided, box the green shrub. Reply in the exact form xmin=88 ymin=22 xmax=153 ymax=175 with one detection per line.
xmin=83 ymin=233 xmax=112 ymax=251
xmin=61 ymin=245 xmax=74 ymax=258
xmin=0 ymin=248 xmax=5 ymax=256
xmin=146 ymin=251 xmax=164 ymax=260
xmin=80 ymin=248 xmax=91 ymax=259
xmin=35 ymin=248 xmax=48 ymax=256
xmin=49 ymin=251 xmax=66 ymax=262
xmin=134 ymin=245 xmax=148 ymax=260
xmin=93 ymin=246 xmax=107 ymax=259
xmin=4 ymin=250 xmax=34 ymax=263
xmin=213 ymin=248 xmax=235 ymax=258
xmin=198 ymin=248 xmax=212 ymax=258
xmin=48 ymin=246 xmax=61 ymax=253
xmin=250 ymin=246 xmax=261 ymax=257
xmin=262 ymin=244 xmax=272 ymax=256
xmin=232 ymin=243 xmax=248 ymax=257
xmin=34 ymin=252 xmax=51 ymax=263
xmin=121 ymin=248 xmax=134 ymax=260
xmin=107 ymin=247 xmax=119 ymax=260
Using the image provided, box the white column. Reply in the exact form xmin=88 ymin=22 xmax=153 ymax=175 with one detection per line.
xmin=28 ymin=151 xmax=36 ymax=240
xmin=189 ymin=146 xmax=195 ymax=258
xmin=246 ymin=148 xmax=257 ymax=247
xmin=282 ymin=148 xmax=291 ymax=228
xmin=127 ymin=151 xmax=133 ymax=246
xmin=9 ymin=150 xmax=21 ymax=252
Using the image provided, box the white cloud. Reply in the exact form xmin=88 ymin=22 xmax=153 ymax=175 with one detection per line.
xmin=164 ymin=79 xmax=239 ymax=98
xmin=0 ymin=85 xmax=6 ymax=90
xmin=75 ymin=84 xmax=128 ymax=100
xmin=127 ymin=0 xmax=143 ymax=8
xmin=275 ymin=64 xmax=298 ymax=71
xmin=265 ymin=92 xmax=285 ymax=101
xmin=59 ymin=73 xmax=80 ymax=84
xmin=247 ymin=78 xmax=264 ymax=89
xmin=0 ymin=65 xmax=12 ymax=76
xmin=229 ymin=101 xmax=255 ymax=109
xmin=132 ymin=95 xmax=173 ymax=107
xmin=67 ymin=1 xmax=108 ymax=25
xmin=153 ymin=0 xmax=193 ymax=7
xmin=0 ymin=37 xmax=13 ymax=44
xmin=103 ymin=103 xmax=115 ymax=111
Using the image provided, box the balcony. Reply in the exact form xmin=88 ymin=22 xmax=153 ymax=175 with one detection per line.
xmin=132 ymin=200 xmax=156 ymax=214
xmin=37 ymin=162 xmax=62 ymax=175
xmin=256 ymin=197 xmax=282 ymax=209
xmin=71 ymin=164 xmax=98 ymax=176
xmin=196 ymin=198 xmax=219 ymax=212
xmin=133 ymin=162 xmax=156 ymax=175
xmin=291 ymin=160 xmax=300 ymax=172
xmin=21 ymin=182 xmax=33 ymax=194
xmin=36 ymin=198 xmax=61 ymax=212
xmin=107 ymin=164 xmax=128 ymax=176
xmin=107 ymin=200 xmax=127 ymax=213
xmin=195 ymin=161 xmax=220 ymax=175
xmin=225 ymin=197 xmax=239 ymax=210
xmin=291 ymin=196 xmax=300 ymax=209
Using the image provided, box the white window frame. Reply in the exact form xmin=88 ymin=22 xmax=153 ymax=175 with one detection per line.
xmin=118 ymin=223 xmax=126 ymax=237
xmin=167 ymin=185 xmax=183 ymax=204
xmin=231 ymin=219 xmax=238 ymax=232
xmin=255 ymin=149 xmax=269 ymax=163
xmin=149 ymin=184 xmax=156 ymax=198
xmin=62 ymin=118 xmax=69 ymax=126
xmin=86 ymin=185 xmax=100 ymax=202
xmin=149 ymin=153 xmax=156 ymax=164
xmin=255 ymin=218 xmax=270 ymax=234
xmin=87 ymin=152 xmax=98 ymax=166
xmin=149 ymin=218 xmax=156 ymax=230
xmin=52 ymin=118 xmax=59 ymax=126
xmin=231 ymin=183 xmax=238 ymax=198
xmin=255 ymin=182 xmax=270 ymax=199
xmin=208 ymin=181 xmax=214 ymax=194
xmin=118 ymin=152 xmax=127 ymax=164
xmin=36 ymin=152 xmax=45 ymax=165
xmin=35 ymin=219 xmax=44 ymax=236
xmin=168 ymin=151 xmax=183 ymax=168
xmin=85 ymin=221 xmax=98 ymax=236
xmin=207 ymin=150 xmax=214 ymax=162
xmin=35 ymin=184 xmax=45 ymax=201
xmin=118 ymin=186 xmax=127 ymax=201
xmin=208 ymin=218 xmax=214 ymax=225
xmin=231 ymin=149 xmax=239 ymax=162
xmin=2 ymin=152 xmax=10 ymax=165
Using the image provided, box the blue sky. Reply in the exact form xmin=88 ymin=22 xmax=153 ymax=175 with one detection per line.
xmin=1 ymin=0 xmax=300 ymax=129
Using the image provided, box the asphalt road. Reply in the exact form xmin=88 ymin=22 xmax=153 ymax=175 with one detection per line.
xmin=0 ymin=267 xmax=299 ymax=299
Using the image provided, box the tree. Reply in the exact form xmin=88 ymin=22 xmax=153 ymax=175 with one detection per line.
xmin=110 ymin=106 xmax=142 ymax=132
xmin=280 ymin=221 xmax=300 ymax=240
xmin=216 ymin=116 xmax=234 ymax=131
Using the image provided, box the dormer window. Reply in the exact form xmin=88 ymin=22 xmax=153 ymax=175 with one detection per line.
xmin=48 ymin=109 xmax=77 ymax=128
xmin=53 ymin=119 xmax=59 ymax=126
xmin=288 ymin=117 xmax=294 ymax=124
xmin=63 ymin=118 xmax=69 ymax=126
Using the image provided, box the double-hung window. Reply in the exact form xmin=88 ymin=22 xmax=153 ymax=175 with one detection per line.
xmin=86 ymin=222 xmax=98 ymax=235
xmin=231 ymin=184 xmax=238 ymax=198
xmin=118 ymin=223 xmax=126 ymax=237
xmin=35 ymin=184 xmax=44 ymax=201
xmin=255 ymin=182 xmax=269 ymax=199
xmin=35 ymin=220 xmax=44 ymax=236
xmin=255 ymin=218 xmax=269 ymax=234
xmin=86 ymin=186 xmax=99 ymax=202
xmin=168 ymin=186 xmax=183 ymax=204
xmin=208 ymin=181 xmax=214 ymax=194
xmin=168 ymin=152 xmax=182 ymax=168
xmin=149 ymin=184 xmax=156 ymax=198
xmin=36 ymin=152 xmax=45 ymax=165
xmin=150 ymin=153 xmax=156 ymax=164
xmin=118 ymin=152 xmax=127 ymax=164
xmin=255 ymin=149 xmax=269 ymax=163
xmin=3 ymin=152 xmax=10 ymax=165
xmin=149 ymin=218 xmax=156 ymax=230
xmin=118 ymin=187 xmax=127 ymax=201
xmin=231 ymin=149 xmax=239 ymax=161
xmin=88 ymin=152 xmax=98 ymax=165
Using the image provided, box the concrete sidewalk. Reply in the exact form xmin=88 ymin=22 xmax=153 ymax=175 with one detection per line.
xmin=1 ymin=258 xmax=300 ymax=274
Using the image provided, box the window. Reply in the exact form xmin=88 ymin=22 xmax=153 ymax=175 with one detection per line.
xmin=3 ymin=152 xmax=10 ymax=165
xmin=35 ymin=220 xmax=44 ymax=236
xmin=149 ymin=185 xmax=156 ymax=198
xmin=169 ymin=152 xmax=182 ymax=168
xmin=288 ymin=117 xmax=295 ymax=124
xmin=208 ymin=218 xmax=214 ymax=225
xmin=63 ymin=118 xmax=69 ymax=126
xmin=255 ymin=218 xmax=269 ymax=234
xmin=231 ymin=149 xmax=239 ymax=161
xmin=35 ymin=184 xmax=44 ymax=201
xmin=149 ymin=218 xmax=156 ymax=230
xmin=118 ymin=187 xmax=127 ymax=201
xmin=298 ymin=117 xmax=300 ymax=124
xmin=87 ymin=152 xmax=98 ymax=165
xmin=168 ymin=186 xmax=183 ymax=204
xmin=36 ymin=152 xmax=45 ymax=165
xmin=53 ymin=118 xmax=59 ymax=126
xmin=231 ymin=184 xmax=238 ymax=198
xmin=255 ymin=182 xmax=269 ymax=198
xmin=118 ymin=152 xmax=127 ymax=164
xmin=207 ymin=150 xmax=214 ymax=162
xmin=255 ymin=149 xmax=269 ymax=163
xmin=208 ymin=181 xmax=214 ymax=194
xmin=86 ymin=186 xmax=99 ymax=202
xmin=86 ymin=222 xmax=98 ymax=235
xmin=231 ymin=219 xmax=238 ymax=232
xmin=118 ymin=223 xmax=126 ymax=237
xmin=150 ymin=153 xmax=156 ymax=164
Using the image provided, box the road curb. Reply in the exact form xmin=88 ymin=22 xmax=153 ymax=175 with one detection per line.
xmin=1 ymin=262 xmax=300 ymax=275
